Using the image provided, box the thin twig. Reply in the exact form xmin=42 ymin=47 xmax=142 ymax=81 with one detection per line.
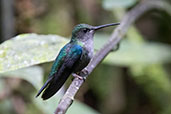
xmin=55 ymin=1 xmax=171 ymax=114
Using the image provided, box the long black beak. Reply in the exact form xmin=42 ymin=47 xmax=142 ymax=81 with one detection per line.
xmin=93 ymin=23 xmax=120 ymax=30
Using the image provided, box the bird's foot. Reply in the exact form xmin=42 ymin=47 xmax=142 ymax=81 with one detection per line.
xmin=80 ymin=68 xmax=89 ymax=77
xmin=72 ymin=73 xmax=86 ymax=82
xmin=72 ymin=68 xmax=89 ymax=82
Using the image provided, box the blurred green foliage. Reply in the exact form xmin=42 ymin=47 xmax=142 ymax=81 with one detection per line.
xmin=0 ymin=0 xmax=171 ymax=114
xmin=0 ymin=34 xmax=68 ymax=73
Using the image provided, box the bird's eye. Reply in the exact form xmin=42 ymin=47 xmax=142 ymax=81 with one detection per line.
xmin=83 ymin=29 xmax=89 ymax=33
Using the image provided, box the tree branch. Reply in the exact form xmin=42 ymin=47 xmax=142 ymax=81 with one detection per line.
xmin=55 ymin=1 xmax=171 ymax=114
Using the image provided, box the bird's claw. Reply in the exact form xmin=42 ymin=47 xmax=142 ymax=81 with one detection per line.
xmin=72 ymin=68 xmax=89 ymax=82
xmin=72 ymin=73 xmax=86 ymax=82
xmin=82 ymin=68 xmax=89 ymax=76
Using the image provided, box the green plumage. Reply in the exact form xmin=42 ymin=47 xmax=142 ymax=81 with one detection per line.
xmin=36 ymin=23 xmax=120 ymax=100
xmin=36 ymin=42 xmax=83 ymax=100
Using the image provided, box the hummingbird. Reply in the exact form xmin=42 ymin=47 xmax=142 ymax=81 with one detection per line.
xmin=36 ymin=23 xmax=120 ymax=100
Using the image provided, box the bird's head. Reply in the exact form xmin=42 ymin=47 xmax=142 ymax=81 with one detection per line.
xmin=71 ymin=23 xmax=120 ymax=42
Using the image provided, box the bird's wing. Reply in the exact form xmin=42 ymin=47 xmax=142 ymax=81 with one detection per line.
xmin=36 ymin=43 xmax=83 ymax=99
xmin=49 ymin=43 xmax=83 ymax=78
xmin=35 ymin=43 xmax=70 ymax=97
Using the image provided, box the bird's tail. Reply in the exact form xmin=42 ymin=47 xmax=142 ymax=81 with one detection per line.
xmin=35 ymin=76 xmax=53 ymax=98
xmin=41 ymin=74 xmax=70 ymax=100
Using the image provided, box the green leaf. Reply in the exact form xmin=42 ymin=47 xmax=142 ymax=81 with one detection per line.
xmin=102 ymin=0 xmax=136 ymax=10
xmin=0 ymin=33 xmax=69 ymax=73
xmin=34 ymin=94 xmax=61 ymax=114
xmin=1 ymin=33 xmax=171 ymax=73
xmin=0 ymin=66 xmax=44 ymax=89
xmin=104 ymin=40 xmax=171 ymax=66
xmin=94 ymin=34 xmax=171 ymax=66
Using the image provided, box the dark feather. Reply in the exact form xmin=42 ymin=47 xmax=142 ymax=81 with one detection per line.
xmin=37 ymin=44 xmax=82 ymax=100
xmin=41 ymin=68 xmax=71 ymax=100
xmin=35 ymin=76 xmax=53 ymax=97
